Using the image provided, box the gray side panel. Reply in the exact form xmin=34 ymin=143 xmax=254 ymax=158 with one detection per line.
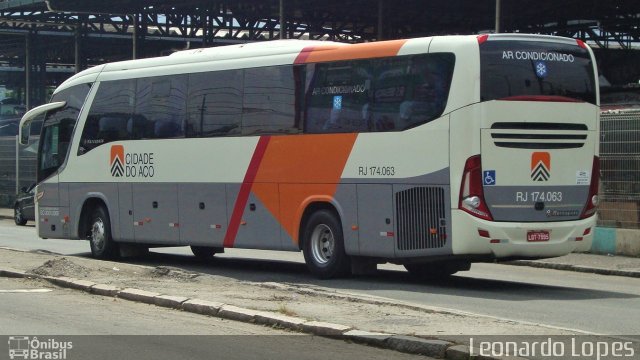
xmin=59 ymin=183 xmax=70 ymax=209
xmin=178 ymin=183 xmax=227 ymax=246
xmin=117 ymin=183 xmax=134 ymax=242
xmin=280 ymin=228 xmax=298 ymax=251
xmin=37 ymin=180 xmax=61 ymax=239
xmin=227 ymin=186 xmax=282 ymax=250
xmin=356 ymin=184 xmax=395 ymax=257
xmin=484 ymin=185 xmax=588 ymax=222
xmin=333 ymin=184 xmax=358 ymax=255
xmin=58 ymin=183 xmax=71 ymax=238
xmin=132 ymin=183 xmax=180 ymax=244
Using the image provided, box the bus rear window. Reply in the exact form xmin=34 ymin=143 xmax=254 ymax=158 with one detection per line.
xmin=480 ymin=40 xmax=596 ymax=104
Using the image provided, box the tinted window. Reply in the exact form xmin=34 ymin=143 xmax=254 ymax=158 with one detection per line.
xmin=39 ymin=83 xmax=92 ymax=181
xmin=304 ymin=54 xmax=454 ymax=133
xmin=242 ymin=66 xmax=301 ymax=135
xmin=135 ymin=75 xmax=187 ymax=139
xmin=480 ymin=40 xmax=596 ymax=104
xmin=187 ymin=70 xmax=242 ymax=137
xmin=79 ymin=80 xmax=135 ymax=155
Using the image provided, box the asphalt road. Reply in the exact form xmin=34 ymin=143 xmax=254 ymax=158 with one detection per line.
xmin=2 ymin=219 xmax=640 ymax=336
xmin=0 ymin=277 xmax=430 ymax=360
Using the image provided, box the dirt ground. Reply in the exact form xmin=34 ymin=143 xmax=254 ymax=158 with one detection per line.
xmin=0 ymin=247 xmax=580 ymax=339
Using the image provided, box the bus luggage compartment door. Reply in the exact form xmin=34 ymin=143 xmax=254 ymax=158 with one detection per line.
xmin=132 ymin=183 xmax=180 ymax=244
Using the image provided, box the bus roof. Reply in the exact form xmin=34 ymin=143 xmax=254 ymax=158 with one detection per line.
xmin=55 ymin=34 xmax=588 ymax=94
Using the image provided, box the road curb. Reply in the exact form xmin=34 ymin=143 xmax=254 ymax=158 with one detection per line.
xmin=181 ymin=299 xmax=224 ymax=316
xmin=506 ymin=260 xmax=640 ymax=278
xmin=118 ymin=288 xmax=162 ymax=304
xmin=300 ymin=321 xmax=352 ymax=337
xmin=0 ymin=267 xmax=29 ymax=278
xmin=386 ymin=336 xmax=451 ymax=358
xmin=154 ymin=294 xmax=190 ymax=308
xmin=90 ymin=284 xmax=121 ymax=297
xmin=1 ymin=266 xmax=516 ymax=360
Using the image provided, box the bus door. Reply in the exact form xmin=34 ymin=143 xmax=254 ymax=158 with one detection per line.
xmin=36 ymin=85 xmax=92 ymax=238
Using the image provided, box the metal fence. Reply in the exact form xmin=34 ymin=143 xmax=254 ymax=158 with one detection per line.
xmin=599 ymin=109 xmax=640 ymax=229
xmin=0 ymin=136 xmax=38 ymax=207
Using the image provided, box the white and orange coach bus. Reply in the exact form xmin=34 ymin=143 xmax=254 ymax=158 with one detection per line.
xmin=19 ymin=34 xmax=600 ymax=279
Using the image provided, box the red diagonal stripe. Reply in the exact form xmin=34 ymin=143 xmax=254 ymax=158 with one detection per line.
xmin=223 ymin=136 xmax=271 ymax=248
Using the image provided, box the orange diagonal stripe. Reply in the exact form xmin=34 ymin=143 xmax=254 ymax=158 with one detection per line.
xmin=295 ymin=39 xmax=407 ymax=64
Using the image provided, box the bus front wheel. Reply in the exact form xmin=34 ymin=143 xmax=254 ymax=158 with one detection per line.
xmin=302 ymin=209 xmax=351 ymax=279
xmin=88 ymin=206 xmax=119 ymax=259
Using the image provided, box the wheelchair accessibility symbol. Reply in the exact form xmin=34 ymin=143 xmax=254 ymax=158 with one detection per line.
xmin=483 ymin=170 xmax=496 ymax=186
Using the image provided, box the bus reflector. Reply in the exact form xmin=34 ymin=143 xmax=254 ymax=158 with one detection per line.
xmin=490 ymin=239 xmax=501 ymax=244
xmin=459 ymin=155 xmax=493 ymax=221
xmin=478 ymin=229 xmax=490 ymax=238
xmin=583 ymin=228 xmax=591 ymax=236
xmin=575 ymin=237 xmax=583 ymax=241
xmin=580 ymin=156 xmax=600 ymax=219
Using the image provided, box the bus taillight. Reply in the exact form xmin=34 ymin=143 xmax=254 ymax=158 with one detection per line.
xmin=459 ymin=155 xmax=493 ymax=221
xmin=580 ymin=156 xmax=600 ymax=219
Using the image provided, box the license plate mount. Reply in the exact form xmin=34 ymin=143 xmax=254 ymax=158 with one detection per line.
xmin=527 ymin=230 xmax=550 ymax=242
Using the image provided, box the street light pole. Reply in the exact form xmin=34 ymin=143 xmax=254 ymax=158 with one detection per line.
xmin=495 ymin=0 xmax=501 ymax=33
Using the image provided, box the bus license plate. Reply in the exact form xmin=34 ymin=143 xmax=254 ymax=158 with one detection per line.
xmin=527 ymin=230 xmax=550 ymax=242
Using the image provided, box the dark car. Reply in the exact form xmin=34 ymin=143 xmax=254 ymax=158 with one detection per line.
xmin=14 ymin=184 xmax=35 ymax=225
xmin=0 ymin=118 xmax=19 ymax=136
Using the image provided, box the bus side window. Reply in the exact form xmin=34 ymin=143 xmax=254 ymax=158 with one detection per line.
xmin=187 ymin=70 xmax=243 ymax=137
xmin=242 ymin=65 xmax=299 ymax=135
xmin=78 ymin=80 xmax=135 ymax=155
xmin=304 ymin=61 xmax=373 ymax=134
xmin=135 ymin=75 xmax=186 ymax=139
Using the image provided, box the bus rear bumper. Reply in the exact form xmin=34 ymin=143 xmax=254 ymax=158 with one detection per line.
xmin=451 ymin=210 xmax=595 ymax=259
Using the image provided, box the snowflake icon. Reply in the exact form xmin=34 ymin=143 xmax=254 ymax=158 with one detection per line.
xmin=535 ymin=61 xmax=548 ymax=78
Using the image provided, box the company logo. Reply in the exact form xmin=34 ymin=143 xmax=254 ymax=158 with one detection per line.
xmin=8 ymin=336 xmax=72 ymax=360
xmin=110 ymin=145 xmax=125 ymax=177
xmin=109 ymin=145 xmax=155 ymax=178
xmin=531 ymin=152 xmax=551 ymax=181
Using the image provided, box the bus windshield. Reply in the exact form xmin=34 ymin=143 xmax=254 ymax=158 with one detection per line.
xmin=480 ymin=40 xmax=596 ymax=104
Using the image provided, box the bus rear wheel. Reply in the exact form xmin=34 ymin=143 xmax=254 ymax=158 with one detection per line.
xmin=302 ymin=209 xmax=351 ymax=279
xmin=88 ymin=206 xmax=119 ymax=259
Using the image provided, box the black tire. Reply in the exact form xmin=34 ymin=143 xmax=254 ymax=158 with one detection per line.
xmin=14 ymin=204 xmax=27 ymax=226
xmin=190 ymin=246 xmax=217 ymax=260
xmin=302 ymin=209 xmax=351 ymax=279
xmin=88 ymin=206 xmax=119 ymax=259
xmin=404 ymin=261 xmax=470 ymax=280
